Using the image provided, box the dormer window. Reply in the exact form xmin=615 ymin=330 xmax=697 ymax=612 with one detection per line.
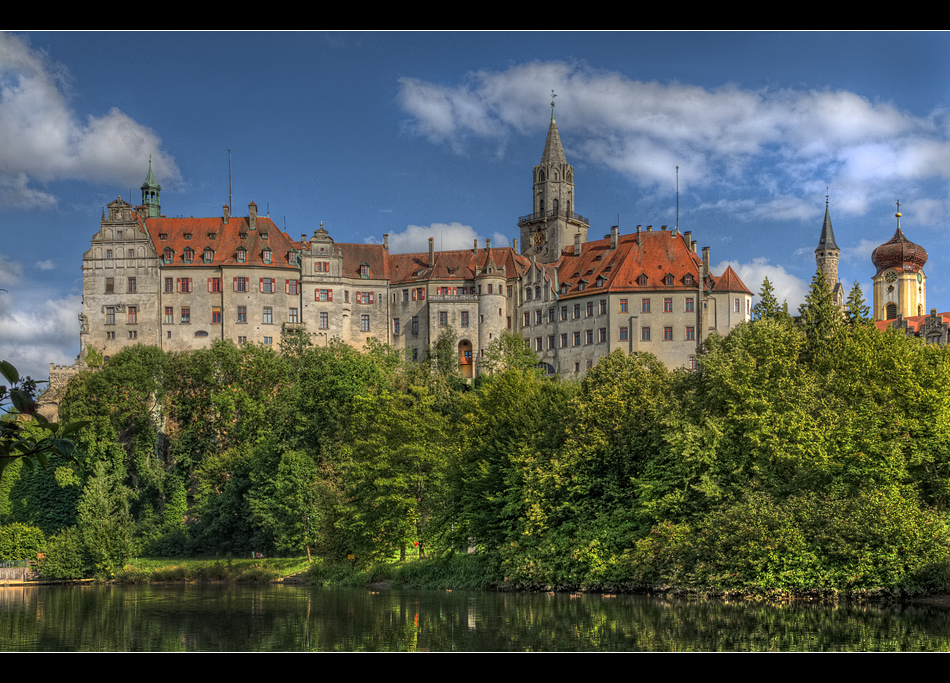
xmin=208 ymin=232 xmax=216 ymax=240
xmin=261 ymin=232 xmax=268 ymax=240
xmin=262 ymin=248 xmax=272 ymax=264
xmin=159 ymin=233 xmax=168 ymax=241
xmin=664 ymin=274 xmax=674 ymax=286
xmin=637 ymin=274 xmax=648 ymax=286
xmin=183 ymin=247 xmax=194 ymax=263
xmin=163 ymin=248 xmax=174 ymax=264
xmin=360 ymin=263 xmax=369 ymax=279
xmin=684 ymin=274 xmax=694 ymax=286
xmin=240 ymin=232 xmax=247 ymax=240
xmin=288 ymin=251 xmax=298 ymax=265
xmin=560 ymin=283 xmax=570 ymax=295
xmin=203 ymin=248 xmax=214 ymax=263
xmin=236 ymin=247 xmax=246 ymax=263
xmin=596 ymin=276 xmax=605 ymax=288
xmin=184 ymin=233 xmax=192 ymax=240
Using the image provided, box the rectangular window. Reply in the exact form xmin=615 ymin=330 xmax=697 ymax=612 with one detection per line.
xmin=640 ymin=327 xmax=649 ymax=342
xmin=260 ymin=278 xmax=275 ymax=294
xmin=263 ymin=337 xmax=272 ymax=345
xmin=664 ymin=326 xmax=673 ymax=341
xmin=176 ymin=278 xmax=192 ymax=293
xmin=403 ymin=289 xmax=410 ymax=302
xmin=127 ymin=248 xmax=134 ymax=260
xmin=289 ymin=308 xmax=298 ymax=324
xmin=106 ymin=331 xmax=115 ymax=340
xmin=641 ymin=298 xmax=650 ymax=314
xmin=181 ymin=307 xmax=190 ymax=324
xmin=286 ymin=279 xmax=299 ymax=295
xmin=210 ymin=277 xmax=222 ymax=293
xmin=129 ymin=330 xmax=137 ymax=340
xmin=361 ymin=314 xmax=370 ymax=332
xmin=164 ymin=277 xmax=173 ymax=294
xmin=236 ymin=277 xmax=248 ymax=293
xmin=316 ymin=261 xmax=329 ymax=273
xmin=128 ymin=306 xmax=137 ymax=324
xmin=237 ymin=306 xmax=247 ymax=323
xmin=164 ymin=307 xmax=173 ymax=324
xmin=536 ymin=337 xmax=543 ymax=352
xmin=356 ymin=291 xmax=372 ymax=304
xmin=573 ymin=331 xmax=581 ymax=346
xmin=686 ymin=326 xmax=695 ymax=341
xmin=574 ymin=304 xmax=581 ymax=319
xmin=587 ymin=302 xmax=594 ymax=317
xmin=106 ymin=307 xmax=115 ymax=325
xmin=664 ymin=297 xmax=673 ymax=313
xmin=237 ymin=336 xmax=247 ymax=345
xmin=548 ymin=308 xmax=555 ymax=323
xmin=524 ymin=312 xmax=531 ymax=327
xmin=393 ymin=318 xmax=400 ymax=335
xmin=685 ymin=297 xmax=695 ymax=312
xmin=586 ymin=330 xmax=593 ymax=344
xmin=417 ymin=288 xmax=425 ymax=301
xmin=412 ymin=348 xmax=419 ymax=361
xmin=561 ymin=306 xmax=568 ymax=321
xmin=263 ymin=307 xmax=273 ymax=324
xmin=127 ymin=277 xmax=137 ymax=293
xmin=411 ymin=316 xmax=419 ymax=334
xmin=317 ymin=289 xmax=333 ymax=302
xmin=599 ymin=327 xmax=607 ymax=343
xmin=210 ymin=308 xmax=221 ymax=324
xmin=320 ymin=312 xmax=329 ymax=329
xmin=461 ymin=311 xmax=469 ymax=327
xmin=106 ymin=249 xmax=113 ymax=259
xmin=105 ymin=278 xmax=114 ymax=294
xmin=560 ymin=333 xmax=568 ymax=348
xmin=439 ymin=311 xmax=448 ymax=327
xmin=620 ymin=299 xmax=628 ymax=313
xmin=535 ymin=310 xmax=543 ymax=325
xmin=548 ymin=335 xmax=555 ymax=350
xmin=735 ymin=297 xmax=741 ymax=313
xmin=600 ymin=299 xmax=607 ymax=315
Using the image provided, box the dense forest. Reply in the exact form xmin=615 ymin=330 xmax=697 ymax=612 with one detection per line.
xmin=3 ymin=271 xmax=950 ymax=591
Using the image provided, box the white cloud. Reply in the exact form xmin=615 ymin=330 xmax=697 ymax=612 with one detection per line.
xmin=371 ymin=222 xmax=505 ymax=254
xmin=0 ymin=293 xmax=81 ymax=382
xmin=0 ymin=32 xmax=179 ymax=208
xmin=398 ymin=60 xmax=950 ymax=217
xmin=0 ymin=254 xmax=23 ymax=283
xmin=34 ymin=259 xmax=55 ymax=271
xmin=714 ymin=258 xmax=809 ymax=312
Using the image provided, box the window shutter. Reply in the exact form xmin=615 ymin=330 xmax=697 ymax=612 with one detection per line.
xmin=176 ymin=278 xmax=181 ymax=293
xmin=420 ymin=289 xmax=425 ymax=300
xmin=356 ymin=291 xmax=362 ymax=302
xmin=412 ymin=289 xmax=417 ymax=301
xmin=285 ymin=280 xmax=290 ymax=294
xmin=328 ymin=289 xmax=333 ymax=302
xmin=369 ymin=292 xmax=374 ymax=304
xmin=233 ymin=278 xmax=237 ymax=292
xmin=208 ymin=278 xmax=213 ymax=293
xmin=259 ymin=278 xmax=264 ymax=293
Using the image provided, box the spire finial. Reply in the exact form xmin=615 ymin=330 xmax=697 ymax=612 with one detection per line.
xmin=896 ymin=198 xmax=902 ymax=228
xmin=825 ymin=187 xmax=829 ymax=206
xmin=551 ymin=90 xmax=557 ymax=122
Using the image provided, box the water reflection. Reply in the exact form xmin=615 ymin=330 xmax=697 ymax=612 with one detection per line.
xmin=0 ymin=585 xmax=948 ymax=651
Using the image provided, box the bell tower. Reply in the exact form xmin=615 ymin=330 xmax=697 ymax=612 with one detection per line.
xmin=140 ymin=157 xmax=162 ymax=219
xmin=518 ymin=94 xmax=588 ymax=263
xmin=815 ymin=191 xmax=844 ymax=307
xmin=871 ymin=200 xmax=928 ymax=321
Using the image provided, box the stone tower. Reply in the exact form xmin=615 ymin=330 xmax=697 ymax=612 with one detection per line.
xmin=518 ymin=101 xmax=588 ymax=263
xmin=815 ymin=194 xmax=844 ymax=307
xmin=141 ymin=158 xmax=162 ymax=219
xmin=871 ymin=202 xmax=928 ymax=321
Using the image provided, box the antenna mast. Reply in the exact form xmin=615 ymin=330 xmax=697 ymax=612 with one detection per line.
xmin=676 ymin=166 xmax=679 ymax=230
xmin=228 ymin=149 xmax=232 ymax=214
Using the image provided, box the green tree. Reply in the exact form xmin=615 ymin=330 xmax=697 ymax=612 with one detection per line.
xmin=845 ymin=280 xmax=871 ymax=327
xmin=479 ymin=332 xmax=539 ymax=375
xmin=77 ymin=461 xmax=136 ymax=578
xmin=797 ymin=268 xmax=842 ymax=365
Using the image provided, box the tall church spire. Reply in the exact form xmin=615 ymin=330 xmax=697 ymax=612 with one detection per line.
xmin=518 ymin=95 xmax=588 ymax=263
xmin=815 ymin=191 xmax=843 ymax=307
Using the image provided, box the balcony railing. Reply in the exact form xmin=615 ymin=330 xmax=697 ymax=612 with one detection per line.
xmin=429 ymin=294 xmax=479 ymax=302
xmin=517 ymin=208 xmax=589 ymax=225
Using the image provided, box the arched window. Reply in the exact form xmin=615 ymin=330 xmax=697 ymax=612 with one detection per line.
xmin=886 ymin=303 xmax=898 ymax=320
xmin=553 ymin=198 xmax=559 ymax=212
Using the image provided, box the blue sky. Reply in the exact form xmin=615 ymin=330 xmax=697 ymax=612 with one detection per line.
xmin=2 ymin=31 xmax=950 ymax=380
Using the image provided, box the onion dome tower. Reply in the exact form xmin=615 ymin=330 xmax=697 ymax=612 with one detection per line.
xmin=871 ymin=200 xmax=928 ymax=321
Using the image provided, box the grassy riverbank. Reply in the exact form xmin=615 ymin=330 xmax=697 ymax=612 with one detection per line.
xmin=113 ymin=557 xmax=312 ymax=584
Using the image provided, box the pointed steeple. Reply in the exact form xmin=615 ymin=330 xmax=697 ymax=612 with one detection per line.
xmin=816 ymin=194 xmax=839 ymax=252
xmin=140 ymin=156 xmax=162 ymax=219
xmin=540 ymin=94 xmax=566 ymax=166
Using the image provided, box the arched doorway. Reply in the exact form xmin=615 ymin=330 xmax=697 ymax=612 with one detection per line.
xmin=458 ymin=339 xmax=474 ymax=379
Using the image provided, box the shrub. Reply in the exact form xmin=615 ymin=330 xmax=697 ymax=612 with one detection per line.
xmin=0 ymin=523 xmax=45 ymax=561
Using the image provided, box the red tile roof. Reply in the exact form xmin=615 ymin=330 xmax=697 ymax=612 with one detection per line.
xmin=144 ymin=213 xmax=300 ymax=269
xmin=875 ymin=312 xmax=950 ymax=332
xmin=388 ymin=247 xmax=527 ymax=285
xmin=711 ymin=265 xmax=753 ymax=295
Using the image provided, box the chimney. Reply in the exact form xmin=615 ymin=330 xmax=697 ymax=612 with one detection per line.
xmin=691 ymin=240 xmax=697 ymax=254
xmin=702 ymin=246 xmax=710 ymax=279
xmin=646 ymin=225 xmax=653 ymax=232
xmin=636 ymin=225 xmax=642 ymax=245
xmin=428 ymin=237 xmax=435 ymax=267
xmin=248 ymin=202 xmax=257 ymax=230
xmin=610 ymin=225 xmax=619 ymax=250
xmin=512 ymin=238 xmax=518 ymax=253
xmin=486 ymin=238 xmax=492 ymax=251
xmin=574 ymin=233 xmax=581 ymax=256
xmin=661 ymin=225 xmax=667 ymax=231
xmin=383 ymin=234 xmax=389 ymax=251
xmin=473 ymin=239 xmax=478 ymax=254
xmin=684 ymin=230 xmax=691 ymax=245
xmin=223 ymin=205 xmax=229 ymax=223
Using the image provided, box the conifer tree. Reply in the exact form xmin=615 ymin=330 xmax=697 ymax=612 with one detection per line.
xmin=751 ymin=278 xmax=792 ymax=323
xmin=798 ymin=267 xmax=841 ymax=363
xmin=845 ymin=280 xmax=871 ymax=327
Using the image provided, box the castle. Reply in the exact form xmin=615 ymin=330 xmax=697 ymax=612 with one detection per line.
xmin=78 ymin=112 xmax=755 ymax=378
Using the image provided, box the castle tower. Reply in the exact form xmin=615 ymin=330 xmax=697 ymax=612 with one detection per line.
xmin=518 ymin=97 xmax=589 ymax=263
xmin=815 ymin=193 xmax=844 ymax=307
xmin=871 ymin=201 xmax=928 ymax=321
xmin=141 ymin=157 xmax=161 ymax=219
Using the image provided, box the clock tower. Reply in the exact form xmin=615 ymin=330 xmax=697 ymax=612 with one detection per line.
xmin=871 ymin=201 xmax=928 ymax=321
xmin=518 ymin=96 xmax=588 ymax=263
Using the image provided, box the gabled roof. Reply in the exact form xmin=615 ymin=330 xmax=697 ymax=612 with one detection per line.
xmin=388 ymin=247 xmax=527 ymax=285
xmin=711 ymin=265 xmax=753 ymax=295
xmin=144 ymin=214 xmax=299 ymax=269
